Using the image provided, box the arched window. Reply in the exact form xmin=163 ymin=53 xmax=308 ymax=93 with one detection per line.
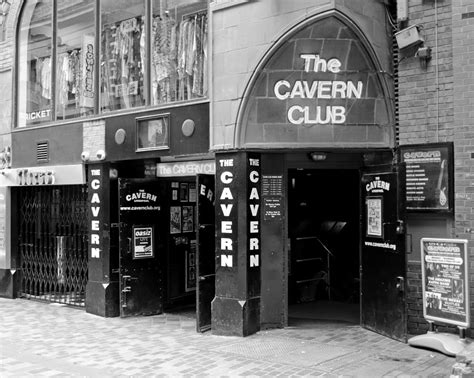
xmin=16 ymin=0 xmax=208 ymax=128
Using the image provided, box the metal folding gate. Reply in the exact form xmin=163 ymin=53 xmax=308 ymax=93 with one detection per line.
xmin=19 ymin=185 xmax=88 ymax=307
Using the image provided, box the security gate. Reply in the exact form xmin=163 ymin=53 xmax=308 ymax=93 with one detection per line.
xmin=19 ymin=185 xmax=88 ymax=307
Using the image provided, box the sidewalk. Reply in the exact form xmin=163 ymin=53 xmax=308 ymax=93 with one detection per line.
xmin=0 ymin=298 xmax=455 ymax=377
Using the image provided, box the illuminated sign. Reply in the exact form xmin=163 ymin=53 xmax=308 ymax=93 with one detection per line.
xmin=156 ymin=160 xmax=216 ymax=177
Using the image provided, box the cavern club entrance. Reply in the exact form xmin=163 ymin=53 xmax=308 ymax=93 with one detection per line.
xmin=118 ymin=175 xmax=215 ymax=332
xmin=287 ymin=165 xmax=407 ymax=341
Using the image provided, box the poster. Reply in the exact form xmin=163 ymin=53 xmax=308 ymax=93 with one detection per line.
xmin=400 ymin=143 xmax=453 ymax=212
xmin=366 ymin=197 xmax=382 ymax=237
xmin=133 ymin=226 xmax=154 ymax=259
xmin=170 ymin=206 xmax=181 ymax=234
xmin=180 ymin=183 xmax=189 ymax=202
xmin=421 ymin=238 xmax=470 ymax=327
xmin=185 ymin=240 xmax=197 ymax=291
xmin=263 ymin=197 xmax=282 ymax=220
xmin=182 ymin=205 xmax=194 ymax=233
xmin=189 ymin=183 xmax=197 ymax=203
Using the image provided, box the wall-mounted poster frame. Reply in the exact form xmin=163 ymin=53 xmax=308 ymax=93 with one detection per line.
xmin=366 ymin=196 xmax=383 ymax=238
xmin=399 ymin=142 xmax=454 ymax=213
xmin=136 ymin=113 xmax=170 ymax=151
xmin=133 ymin=226 xmax=154 ymax=259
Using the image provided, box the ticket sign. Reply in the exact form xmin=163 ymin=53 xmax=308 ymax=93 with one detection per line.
xmin=421 ymin=238 xmax=470 ymax=328
xmin=133 ymin=226 xmax=154 ymax=259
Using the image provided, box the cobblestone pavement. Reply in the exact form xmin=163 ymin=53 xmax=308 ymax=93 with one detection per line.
xmin=0 ymin=298 xmax=455 ymax=377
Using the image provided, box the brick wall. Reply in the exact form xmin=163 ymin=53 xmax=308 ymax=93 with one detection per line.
xmin=398 ymin=0 xmax=454 ymax=145
xmin=452 ymin=0 xmax=474 ymax=337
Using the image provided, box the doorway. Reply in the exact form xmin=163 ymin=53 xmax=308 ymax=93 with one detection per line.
xmin=288 ymin=169 xmax=360 ymax=324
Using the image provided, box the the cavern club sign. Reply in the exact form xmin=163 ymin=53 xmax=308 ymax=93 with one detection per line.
xmin=274 ymin=53 xmax=363 ymax=125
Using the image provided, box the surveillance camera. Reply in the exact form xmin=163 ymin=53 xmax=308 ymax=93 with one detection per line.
xmin=96 ymin=150 xmax=106 ymax=160
xmin=81 ymin=151 xmax=90 ymax=162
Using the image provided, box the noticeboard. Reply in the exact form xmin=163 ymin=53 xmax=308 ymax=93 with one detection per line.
xmin=133 ymin=226 xmax=154 ymax=259
xmin=400 ymin=143 xmax=453 ymax=212
xmin=421 ymin=238 xmax=470 ymax=328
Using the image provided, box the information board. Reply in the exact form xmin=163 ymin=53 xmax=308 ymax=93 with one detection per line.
xmin=421 ymin=238 xmax=469 ymax=328
xmin=133 ymin=226 xmax=154 ymax=259
xmin=400 ymin=143 xmax=453 ymax=212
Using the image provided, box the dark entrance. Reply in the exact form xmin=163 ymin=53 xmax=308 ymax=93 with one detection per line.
xmin=288 ymin=169 xmax=360 ymax=324
xmin=119 ymin=178 xmax=164 ymax=317
xmin=361 ymin=165 xmax=406 ymax=341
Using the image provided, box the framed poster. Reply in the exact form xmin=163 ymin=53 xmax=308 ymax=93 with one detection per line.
xmin=366 ymin=197 xmax=383 ymax=238
xmin=136 ymin=114 xmax=170 ymax=151
xmin=421 ymin=238 xmax=470 ymax=328
xmin=133 ymin=226 xmax=154 ymax=259
xmin=182 ymin=205 xmax=194 ymax=233
xmin=189 ymin=183 xmax=197 ymax=203
xmin=180 ymin=183 xmax=189 ymax=202
xmin=400 ymin=142 xmax=454 ymax=212
xmin=170 ymin=206 xmax=181 ymax=234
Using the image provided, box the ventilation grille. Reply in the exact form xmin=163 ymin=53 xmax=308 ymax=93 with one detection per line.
xmin=36 ymin=141 xmax=49 ymax=162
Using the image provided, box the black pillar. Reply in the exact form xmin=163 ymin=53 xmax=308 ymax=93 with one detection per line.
xmin=85 ymin=163 xmax=119 ymax=317
xmin=212 ymin=151 xmax=261 ymax=336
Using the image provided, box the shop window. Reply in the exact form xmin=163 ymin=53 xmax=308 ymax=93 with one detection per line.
xmin=56 ymin=0 xmax=95 ymax=120
xmin=17 ymin=0 xmax=54 ymax=128
xmin=16 ymin=0 xmax=209 ymax=128
xmin=100 ymin=0 xmax=146 ymax=112
xmin=150 ymin=0 xmax=208 ymax=105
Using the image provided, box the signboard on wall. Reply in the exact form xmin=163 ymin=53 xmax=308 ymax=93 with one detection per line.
xmin=239 ymin=14 xmax=393 ymax=148
xmin=400 ymin=143 xmax=453 ymax=212
xmin=133 ymin=226 xmax=154 ymax=259
xmin=421 ymin=238 xmax=470 ymax=328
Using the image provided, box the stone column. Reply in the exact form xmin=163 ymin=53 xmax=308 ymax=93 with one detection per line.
xmin=212 ymin=151 xmax=261 ymax=336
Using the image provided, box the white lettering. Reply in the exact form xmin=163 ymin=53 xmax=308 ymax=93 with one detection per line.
xmin=249 ymin=204 xmax=259 ymax=217
xmin=221 ymin=203 xmax=233 ymax=217
xmin=250 ymin=255 xmax=259 ymax=267
xmin=221 ymin=255 xmax=233 ymax=267
xmin=220 ymin=171 xmax=233 ymax=184
xmin=221 ymin=238 xmax=233 ymax=251
xmin=249 ymin=171 xmax=259 ymax=183
xmin=220 ymin=187 xmax=233 ymax=200
xmin=249 ymin=187 xmax=259 ymax=200
xmin=91 ymin=247 xmax=100 ymax=258
xmin=91 ymin=179 xmax=100 ymax=190
xmin=91 ymin=207 xmax=100 ymax=217
xmin=250 ymin=221 xmax=259 ymax=233
xmin=249 ymin=238 xmax=259 ymax=250
xmin=91 ymin=220 xmax=100 ymax=231
xmin=221 ymin=221 xmax=233 ymax=233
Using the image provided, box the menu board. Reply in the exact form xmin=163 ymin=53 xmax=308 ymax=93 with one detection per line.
xmin=262 ymin=175 xmax=283 ymax=197
xmin=421 ymin=238 xmax=469 ymax=327
xmin=400 ymin=143 xmax=453 ymax=212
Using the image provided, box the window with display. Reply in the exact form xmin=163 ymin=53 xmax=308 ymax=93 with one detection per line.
xmin=17 ymin=0 xmax=53 ymax=128
xmin=150 ymin=0 xmax=208 ymax=105
xmin=56 ymin=0 xmax=95 ymax=120
xmin=100 ymin=0 xmax=146 ymax=112
xmin=16 ymin=0 xmax=208 ymax=128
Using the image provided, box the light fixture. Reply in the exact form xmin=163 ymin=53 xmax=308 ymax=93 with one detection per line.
xmin=0 ymin=0 xmax=11 ymax=26
xmin=309 ymin=152 xmax=327 ymax=161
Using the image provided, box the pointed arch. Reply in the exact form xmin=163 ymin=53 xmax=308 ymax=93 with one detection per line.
xmin=235 ymin=10 xmax=394 ymax=149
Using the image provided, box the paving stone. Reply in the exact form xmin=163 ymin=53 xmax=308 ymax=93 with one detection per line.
xmin=0 ymin=298 xmax=457 ymax=377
